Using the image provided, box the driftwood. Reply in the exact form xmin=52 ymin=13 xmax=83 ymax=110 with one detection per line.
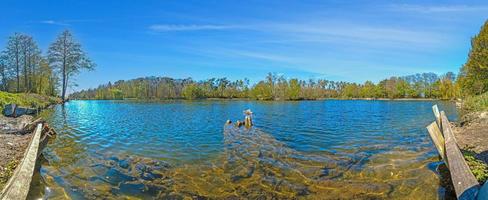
xmin=426 ymin=121 xmax=446 ymax=162
xmin=426 ymin=105 xmax=480 ymax=199
xmin=440 ymin=111 xmax=479 ymax=199
xmin=0 ymin=118 xmax=57 ymax=200
xmin=0 ymin=124 xmax=43 ymax=200
xmin=432 ymin=105 xmax=442 ymax=130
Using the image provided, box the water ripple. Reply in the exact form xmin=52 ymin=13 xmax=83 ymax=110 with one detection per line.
xmin=32 ymin=100 xmax=457 ymax=199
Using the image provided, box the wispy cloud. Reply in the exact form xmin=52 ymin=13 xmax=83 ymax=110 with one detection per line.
xmin=149 ymin=24 xmax=241 ymax=32
xmin=260 ymin=22 xmax=446 ymax=48
xmin=230 ymin=50 xmax=292 ymax=62
xmin=40 ymin=20 xmax=70 ymax=26
xmin=187 ymin=46 xmax=294 ymax=63
xmin=389 ymin=4 xmax=488 ymax=13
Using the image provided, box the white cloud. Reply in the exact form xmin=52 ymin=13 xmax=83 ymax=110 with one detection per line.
xmin=230 ymin=50 xmax=292 ymax=62
xmin=149 ymin=24 xmax=240 ymax=32
xmin=40 ymin=20 xmax=70 ymax=26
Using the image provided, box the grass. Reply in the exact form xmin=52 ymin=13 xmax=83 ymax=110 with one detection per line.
xmin=0 ymin=160 xmax=19 ymax=190
xmin=0 ymin=91 xmax=61 ymax=113
xmin=463 ymin=92 xmax=488 ymax=113
xmin=462 ymin=150 xmax=488 ymax=184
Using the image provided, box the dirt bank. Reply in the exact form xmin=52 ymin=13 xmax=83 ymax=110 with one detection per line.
xmin=0 ymin=115 xmax=34 ymax=190
xmin=452 ymin=111 xmax=488 ymax=184
xmin=454 ymin=112 xmax=488 ymax=163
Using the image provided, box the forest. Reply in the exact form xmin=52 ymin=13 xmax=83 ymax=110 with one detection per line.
xmin=70 ymin=72 xmax=458 ymax=100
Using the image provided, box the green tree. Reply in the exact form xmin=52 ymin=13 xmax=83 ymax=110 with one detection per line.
xmin=182 ymin=83 xmax=202 ymax=100
xmin=360 ymin=81 xmax=379 ymax=98
xmin=287 ymin=79 xmax=301 ymax=100
xmin=458 ymin=20 xmax=488 ymax=95
xmin=342 ymin=83 xmax=360 ymax=98
xmin=111 ymin=88 xmax=124 ymax=99
xmin=250 ymin=81 xmax=273 ymax=100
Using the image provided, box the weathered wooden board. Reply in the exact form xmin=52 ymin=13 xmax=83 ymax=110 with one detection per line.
xmin=0 ymin=124 xmax=42 ymax=200
xmin=432 ymin=105 xmax=442 ymax=132
xmin=426 ymin=121 xmax=446 ymax=163
xmin=440 ymin=111 xmax=479 ymax=199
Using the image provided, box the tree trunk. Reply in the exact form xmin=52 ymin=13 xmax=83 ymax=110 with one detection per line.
xmin=62 ymin=66 xmax=67 ymax=101
xmin=38 ymin=72 xmax=42 ymax=95
xmin=61 ymin=35 xmax=67 ymax=102
xmin=24 ymin=52 xmax=28 ymax=92
xmin=16 ymin=49 xmax=20 ymax=93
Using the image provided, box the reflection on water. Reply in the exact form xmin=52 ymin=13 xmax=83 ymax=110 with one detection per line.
xmin=30 ymin=100 xmax=457 ymax=199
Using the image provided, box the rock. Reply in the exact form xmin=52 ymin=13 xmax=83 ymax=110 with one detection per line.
xmin=14 ymin=107 xmax=37 ymax=117
xmin=119 ymin=160 xmax=130 ymax=169
xmin=3 ymin=104 xmax=16 ymax=117
xmin=3 ymin=104 xmax=37 ymax=118
xmin=0 ymin=115 xmax=33 ymax=133
xmin=480 ymin=111 xmax=488 ymax=119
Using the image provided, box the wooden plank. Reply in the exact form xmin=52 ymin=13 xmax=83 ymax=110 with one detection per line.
xmin=426 ymin=121 xmax=446 ymax=163
xmin=440 ymin=111 xmax=479 ymax=199
xmin=432 ymin=104 xmax=442 ymax=132
xmin=0 ymin=124 xmax=42 ymax=200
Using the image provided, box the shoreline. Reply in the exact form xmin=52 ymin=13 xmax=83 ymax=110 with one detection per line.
xmin=0 ymin=95 xmax=60 ymax=192
xmin=70 ymin=97 xmax=449 ymax=102
xmin=453 ymin=111 xmax=488 ymax=183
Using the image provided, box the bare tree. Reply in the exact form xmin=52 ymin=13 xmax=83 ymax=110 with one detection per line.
xmin=48 ymin=30 xmax=95 ymax=101
xmin=0 ymin=52 xmax=9 ymax=91
xmin=5 ymin=33 xmax=23 ymax=92
xmin=20 ymin=35 xmax=41 ymax=92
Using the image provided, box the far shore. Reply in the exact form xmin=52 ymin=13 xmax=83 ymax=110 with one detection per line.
xmin=69 ymin=97 xmax=451 ymax=102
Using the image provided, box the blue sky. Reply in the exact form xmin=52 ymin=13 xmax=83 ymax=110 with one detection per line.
xmin=1 ymin=0 xmax=487 ymax=92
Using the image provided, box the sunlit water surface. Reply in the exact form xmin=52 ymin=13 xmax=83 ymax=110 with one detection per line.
xmin=29 ymin=100 xmax=457 ymax=199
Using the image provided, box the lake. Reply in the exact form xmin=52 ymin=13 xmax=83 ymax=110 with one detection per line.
xmin=30 ymin=100 xmax=457 ymax=199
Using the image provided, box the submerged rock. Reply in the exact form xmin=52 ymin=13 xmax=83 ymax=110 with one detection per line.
xmin=119 ymin=160 xmax=130 ymax=169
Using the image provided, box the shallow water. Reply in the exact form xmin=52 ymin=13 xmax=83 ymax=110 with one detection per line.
xmin=30 ymin=100 xmax=457 ymax=199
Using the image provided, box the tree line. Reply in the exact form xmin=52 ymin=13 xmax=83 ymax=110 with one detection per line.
xmin=70 ymin=72 xmax=459 ymax=100
xmin=0 ymin=30 xmax=94 ymax=101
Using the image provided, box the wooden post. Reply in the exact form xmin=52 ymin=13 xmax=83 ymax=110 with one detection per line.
xmin=426 ymin=121 xmax=446 ymax=163
xmin=432 ymin=104 xmax=442 ymax=132
xmin=244 ymin=109 xmax=253 ymax=127
xmin=440 ymin=111 xmax=479 ymax=199
xmin=244 ymin=116 xmax=252 ymax=127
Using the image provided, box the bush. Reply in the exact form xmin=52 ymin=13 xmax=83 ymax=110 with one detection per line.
xmin=0 ymin=91 xmax=61 ymax=113
xmin=463 ymin=150 xmax=488 ymax=184
xmin=463 ymin=92 xmax=488 ymax=113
